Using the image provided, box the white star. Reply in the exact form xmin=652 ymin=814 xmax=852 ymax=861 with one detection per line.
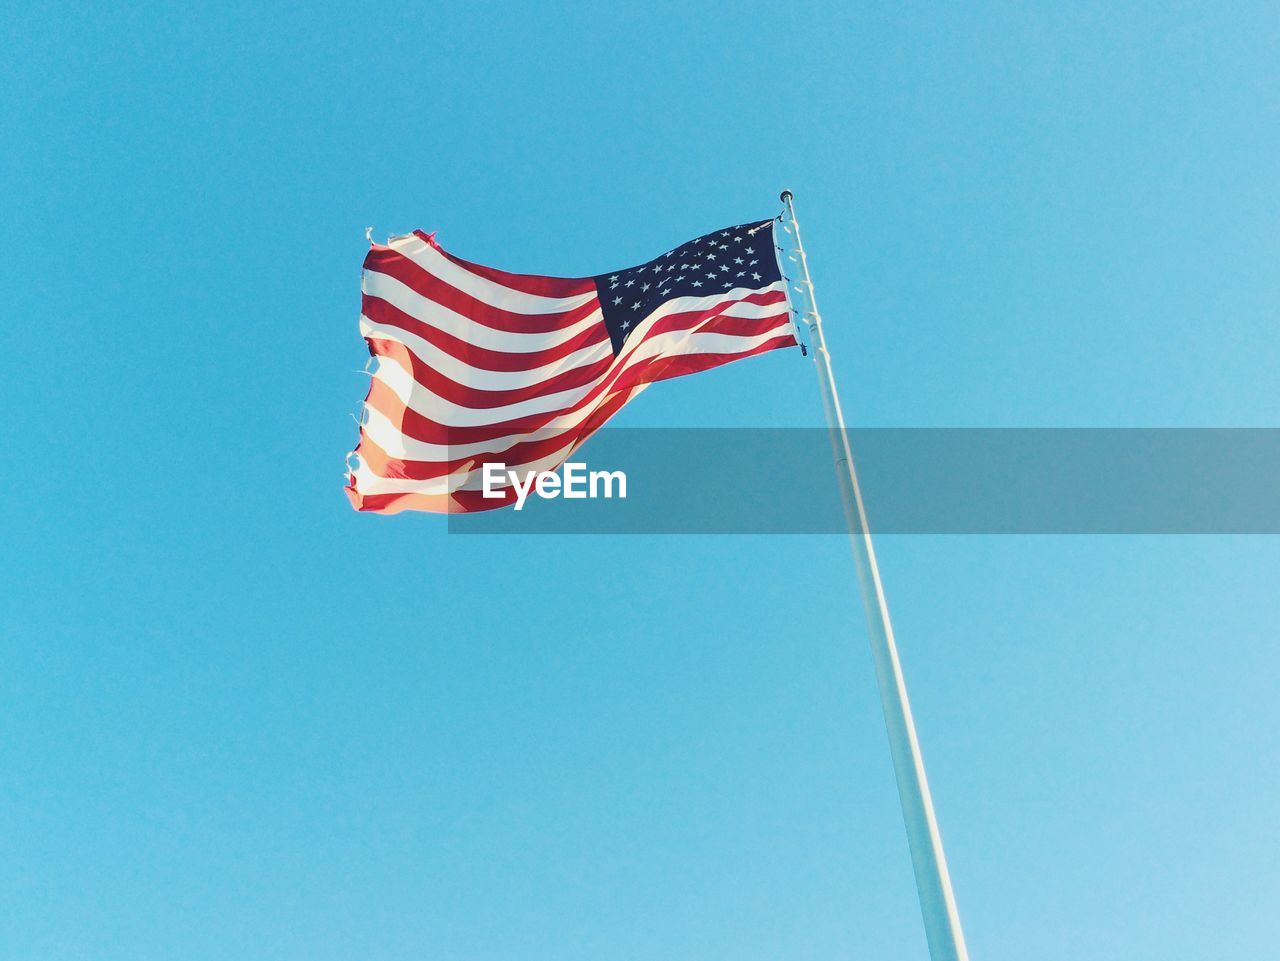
xmin=719 ymin=264 xmax=729 ymax=272
xmin=608 ymin=274 xmax=619 ymax=282
xmin=736 ymin=270 xmax=745 ymax=277
xmin=621 ymin=319 xmax=631 ymax=329
xmin=631 ymin=301 xmax=641 ymax=310
xmin=734 ymin=257 xmax=743 ymax=264
xmin=692 ymin=280 xmax=703 ymax=287
xmin=719 ymin=243 xmax=729 ymax=250
xmin=751 ymin=272 xmax=762 ymax=281
xmin=675 ymin=275 xmax=685 ymax=282
xmin=734 ymin=235 xmax=743 ymax=242
xmin=625 ymin=279 xmax=635 ymax=287
xmin=613 ymin=296 xmax=623 ymax=305
xmin=745 ymin=247 xmax=754 ymax=254
xmin=722 ymin=280 xmax=732 ymax=288
xmin=749 ymin=259 xmax=758 ymax=265
xmin=706 ymin=252 xmax=717 ymax=260
xmin=706 ymin=272 xmax=717 ymax=279
xmin=660 ymin=288 xmax=670 ymax=296
xmin=642 ymin=283 xmax=651 ymax=292
xmin=720 ymin=231 xmax=729 ymax=237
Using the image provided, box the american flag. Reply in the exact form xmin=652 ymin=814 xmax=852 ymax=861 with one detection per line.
xmin=346 ymin=218 xmax=797 ymax=513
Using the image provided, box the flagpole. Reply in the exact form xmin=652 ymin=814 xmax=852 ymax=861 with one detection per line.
xmin=779 ymin=190 xmax=969 ymax=961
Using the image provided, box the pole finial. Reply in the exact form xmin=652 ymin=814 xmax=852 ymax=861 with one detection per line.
xmin=780 ymin=189 xmax=793 ymax=204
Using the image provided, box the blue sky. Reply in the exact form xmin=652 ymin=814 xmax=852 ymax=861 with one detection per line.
xmin=3 ymin=2 xmax=1278 ymax=959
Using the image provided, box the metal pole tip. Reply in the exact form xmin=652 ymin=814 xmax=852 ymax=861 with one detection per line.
xmin=780 ymin=190 xmax=793 ymax=204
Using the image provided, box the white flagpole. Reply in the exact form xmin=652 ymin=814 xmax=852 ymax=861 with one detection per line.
xmin=779 ymin=190 xmax=970 ymax=961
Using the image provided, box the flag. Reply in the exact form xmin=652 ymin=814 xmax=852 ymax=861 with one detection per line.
xmin=345 ymin=218 xmax=797 ymax=513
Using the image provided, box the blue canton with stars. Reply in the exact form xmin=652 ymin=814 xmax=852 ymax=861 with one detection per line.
xmin=592 ymin=219 xmax=782 ymax=353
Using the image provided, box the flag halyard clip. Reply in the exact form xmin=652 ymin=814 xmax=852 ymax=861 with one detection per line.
xmin=773 ymin=213 xmax=811 ymax=357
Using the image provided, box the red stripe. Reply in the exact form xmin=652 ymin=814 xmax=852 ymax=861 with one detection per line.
xmin=349 ymin=336 xmax=794 ymax=515
xmin=359 ymin=287 xmax=779 ymax=375
xmin=362 ymin=294 xmax=608 ymax=372
xmin=417 ymin=231 xmax=596 ymax=299
xmin=346 ymin=486 xmax=518 ymax=515
xmin=363 ymin=305 xmax=788 ymax=450
xmin=363 ymin=303 xmax=794 ymax=447
xmin=629 ymin=334 xmax=797 ymax=387
xmin=356 ymin=388 xmax=635 ymax=483
xmin=355 ymin=327 xmax=793 ymax=484
xmin=371 ymin=339 xmax=613 ymax=410
xmin=364 ymin=372 xmax=610 ymax=448
xmin=364 ymin=248 xmax=600 ymax=335
xmin=640 ymin=302 xmax=788 ymax=343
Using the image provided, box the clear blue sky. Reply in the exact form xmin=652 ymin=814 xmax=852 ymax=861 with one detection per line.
xmin=3 ymin=3 xmax=1278 ymax=959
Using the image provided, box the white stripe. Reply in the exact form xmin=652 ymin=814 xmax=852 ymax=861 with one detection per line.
xmin=357 ymin=391 xmax=654 ymax=497
xmin=361 ymin=402 xmax=597 ymax=465
xmin=389 ymin=233 xmax=597 ymax=314
xmin=353 ymin=385 xmax=651 ymax=496
xmin=368 ymin=310 xmax=792 ymax=434
xmin=370 ymin=350 xmax=603 ymax=425
xmin=359 ymin=316 xmax=612 ymax=392
xmin=363 ymin=268 xmax=603 ymax=351
xmin=359 ymin=288 xmax=784 ymax=394
xmin=359 ymin=321 xmax=793 ymax=467
xmin=596 ymin=283 xmax=787 ymax=371
xmin=621 ymin=320 xmax=794 ymax=368
xmin=350 ymin=434 xmax=586 ymax=497
xmin=372 ymin=308 xmax=790 ymax=428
